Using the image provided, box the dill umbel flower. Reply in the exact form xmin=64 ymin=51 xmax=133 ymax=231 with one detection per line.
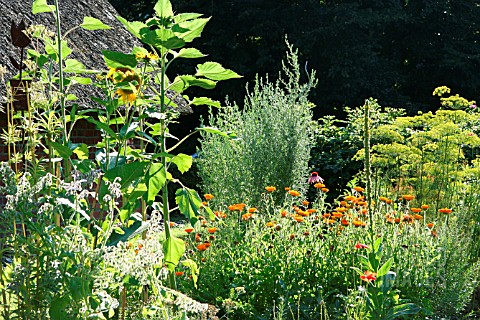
xmin=308 ymin=172 xmax=324 ymax=184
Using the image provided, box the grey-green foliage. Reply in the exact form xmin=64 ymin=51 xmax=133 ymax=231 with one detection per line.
xmin=197 ymin=44 xmax=316 ymax=207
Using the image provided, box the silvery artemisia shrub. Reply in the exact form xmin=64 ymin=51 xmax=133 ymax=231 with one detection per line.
xmin=197 ymin=43 xmax=317 ymax=207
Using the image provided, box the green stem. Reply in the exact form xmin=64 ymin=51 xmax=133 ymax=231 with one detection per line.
xmin=363 ymin=99 xmax=374 ymax=245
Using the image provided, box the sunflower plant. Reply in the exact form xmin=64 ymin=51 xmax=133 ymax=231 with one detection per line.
xmin=88 ymin=0 xmax=240 ymax=289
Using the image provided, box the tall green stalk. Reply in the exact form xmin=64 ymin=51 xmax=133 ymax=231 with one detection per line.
xmin=363 ymin=99 xmax=374 ymax=245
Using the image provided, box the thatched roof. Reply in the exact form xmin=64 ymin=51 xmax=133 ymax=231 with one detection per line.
xmin=0 ymin=0 xmax=191 ymax=114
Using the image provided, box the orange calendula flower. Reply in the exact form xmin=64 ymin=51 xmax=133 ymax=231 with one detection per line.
xmin=266 ymin=221 xmax=275 ymax=228
xmin=321 ymin=188 xmax=329 ymax=193
xmin=411 ymin=208 xmax=422 ymax=213
xmin=203 ymin=242 xmax=211 ymax=248
xmin=214 ymin=211 xmax=227 ymax=219
xmin=204 ymin=194 xmax=214 ymax=201
xmin=360 ymin=270 xmax=377 ymax=282
xmin=302 ymin=200 xmax=310 ymax=206
xmin=341 ymin=219 xmax=349 ymax=226
xmin=332 ymin=212 xmax=343 ymax=219
xmin=353 ymin=220 xmax=363 ymax=227
xmin=175 ymin=271 xmax=184 ymax=276
xmin=307 ymin=208 xmax=317 ymax=214
xmin=169 ymin=222 xmax=175 ymax=227
xmin=288 ymin=190 xmax=301 ymax=197
xmin=421 ymin=204 xmax=429 ymax=210
xmin=184 ymin=228 xmax=194 ymax=233
xmin=314 ymin=182 xmax=325 ymax=189
xmin=265 ymin=186 xmax=277 ymax=193
xmin=280 ymin=210 xmax=288 ymax=217
xmin=353 ymin=186 xmax=364 ymax=193
xmin=414 ymin=214 xmax=423 ymax=220
xmin=228 ymin=203 xmax=246 ymax=211
xmin=379 ymin=196 xmax=389 ymax=202
xmin=248 ymin=207 xmax=258 ymax=213
xmin=201 ymin=201 xmax=208 ymax=207
xmin=207 ymin=227 xmax=217 ymax=234
xmin=195 ymin=234 xmax=202 ymax=242
xmin=242 ymin=213 xmax=253 ymax=221
xmin=196 ymin=243 xmax=208 ymax=251
xmin=294 ymin=215 xmax=304 ymax=223
xmin=439 ymin=208 xmax=453 ymax=214
xmin=289 ymin=234 xmax=295 ymax=240
xmin=402 ymin=194 xmax=415 ymax=201
xmin=284 ymin=187 xmax=291 ymax=191
xmin=426 ymin=222 xmax=435 ymax=229
xmin=344 ymin=195 xmax=356 ymax=202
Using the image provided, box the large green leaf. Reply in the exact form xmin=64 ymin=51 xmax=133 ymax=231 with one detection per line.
xmin=102 ymin=50 xmax=137 ymax=69
xmin=386 ymin=303 xmax=421 ymax=319
xmin=163 ymin=235 xmax=185 ymax=272
xmin=196 ymin=62 xmax=242 ymax=81
xmin=49 ymin=295 xmax=71 ymax=320
xmin=64 ymin=59 xmax=86 ymax=73
xmin=50 ymin=141 xmax=73 ymax=159
xmin=32 ymin=0 xmax=55 ymax=14
xmin=175 ymin=48 xmax=206 ymax=59
xmin=140 ymin=29 xmax=185 ymax=50
xmin=154 ymin=0 xmax=174 ymax=19
xmin=198 ymin=126 xmax=237 ymax=139
xmin=106 ymin=219 xmax=150 ymax=246
xmin=87 ymin=118 xmax=119 ymax=140
xmin=116 ymin=16 xmax=148 ymax=40
xmin=45 ymin=39 xmax=72 ymax=60
xmin=72 ymin=143 xmax=89 ymax=160
xmin=80 ymin=17 xmax=112 ymax=30
xmin=191 ymin=97 xmax=221 ymax=108
xmin=171 ymin=153 xmax=192 ymax=173
xmin=173 ymin=18 xmax=211 ymax=43
xmin=377 ymin=257 xmax=393 ymax=278
xmin=104 ymin=161 xmax=148 ymax=191
xmin=181 ymin=259 xmax=199 ymax=288
xmin=174 ymin=13 xmax=203 ymax=23
xmin=146 ymin=163 xmax=167 ymax=204
xmin=175 ymin=187 xmax=203 ymax=226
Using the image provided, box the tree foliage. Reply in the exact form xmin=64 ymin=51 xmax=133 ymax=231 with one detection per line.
xmin=108 ymin=0 xmax=480 ymax=117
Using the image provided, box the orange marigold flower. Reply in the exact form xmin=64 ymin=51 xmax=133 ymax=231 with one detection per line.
xmin=248 ymin=207 xmax=258 ymax=213
xmin=402 ymin=194 xmax=415 ymax=201
xmin=431 ymin=230 xmax=438 ymax=237
xmin=341 ymin=219 xmax=349 ymax=226
xmin=302 ymin=200 xmax=310 ymax=206
xmin=228 ymin=203 xmax=246 ymax=211
xmin=208 ymin=227 xmax=218 ymax=234
xmin=201 ymin=201 xmax=208 ymax=207
xmin=288 ymin=190 xmax=301 ymax=197
xmin=321 ymin=188 xmax=329 ymax=193
xmin=307 ymin=208 xmax=317 ymax=214
xmin=195 ymin=233 xmax=202 ymax=242
xmin=344 ymin=195 xmax=356 ymax=202
xmin=439 ymin=208 xmax=453 ymax=214
xmin=203 ymin=242 xmax=211 ymax=248
xmin=353 ymin=186 xmax=364 ymax=193
xmin=294 ymin=215 xmax=304 ymax=223
xmin=353 ymin=220 xmax=363 ymax=227
xmin=289 ymin=234 xmax=295 ymax=240
xmin=265 ymin=186 xmax=277 ymax=193
xmin=379 ymin=196 xmax=389 ymax=202
xmin=280 ymin=210 xmax=288 ymax=217
xmin=184 ymin=228 xmax=194 ymax=233
xmin=266 ymin=221 xmax=275 ymax=228
xmin=336 ymin=207 xmax=348 ymax=213
xmin=411 ymin=208 xmax=422 ymax=213
xmin=284 ymin=187 xmax=291 ymax=191
xmin=421 ymin=204 xmax=429 ymax=210
xmin=196 ymin=243 xmax=208 ymax=251
xmin=360 ymin=270 xmax=377 ymax=283
xmin=394 ymin=218 xmax=401 ymax=224
xmin=414 ymin=214 xmax=423 ymax=220
xmin=169 ymin=222 xmax=175 ymax=227
xmin=204 ymin=194 xmax=214 ymax=201
xmin=426 ymin=222 xmax=435 ymax=229
xmin=242 ymin=213 xmax=253 ymax=221
xmin=386 ymin=217 xmax=394 ymax=224
xmin=214 ymin=211 xmax=227 ymax=218
xmin=332 ymin=212 xmax=343 ymax=219
xmin=314 ymin=182 xmax=325 ymax=189
xmin=303 ymin=231 xmax=310 ymax=236
xmin=385 ymin=199 xmax=393 ymax=204
xmin=339 ymin=201 xmax=348 ymax=207
xmin=175 ymin=271 xmax=184 ymax=276
xmin=323 ymin=213 xmax=331 ymax=219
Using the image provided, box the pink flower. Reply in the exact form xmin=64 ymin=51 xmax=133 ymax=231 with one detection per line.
xmin=308 ymin=172 xmax=324 ymax=184
xmin=355 ymin=242 xmax=369 ymax=249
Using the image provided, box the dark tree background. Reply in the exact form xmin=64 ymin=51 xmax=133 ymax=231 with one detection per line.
xmin=108 ymin=0 xmax=480 ymax=118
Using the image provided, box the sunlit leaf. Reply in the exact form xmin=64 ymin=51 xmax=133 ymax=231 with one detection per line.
xmin=80 ymin=17 xmax=112 ymax=30
xmin=196 ymin=61 xmax=242 ymax=81
xmin=163 ymin=236 xmax=185 ymax=272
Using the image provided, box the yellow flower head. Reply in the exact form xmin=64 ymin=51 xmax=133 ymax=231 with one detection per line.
xmin=107 ymin=67 xmax=142 ymax=104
